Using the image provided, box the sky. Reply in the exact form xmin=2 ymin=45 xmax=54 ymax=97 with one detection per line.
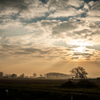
xmin=0 ymin=0 xmax=100 ymax=77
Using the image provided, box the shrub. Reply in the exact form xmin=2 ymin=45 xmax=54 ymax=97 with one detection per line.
xmin=61 ymin=80 xmax=98 ymax=88
xmin=77 ymin=80 xmax=98 ymax=88
xmin=61 ymin=80 xmax=77 ymax=88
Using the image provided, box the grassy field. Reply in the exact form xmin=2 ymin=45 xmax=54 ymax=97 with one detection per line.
xmin=0 ymin=78 xmax=100 ymax=100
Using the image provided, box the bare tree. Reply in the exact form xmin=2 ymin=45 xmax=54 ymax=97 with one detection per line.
xmin=70 ymin=66 xmax=88 ymax=79
xmin=33 ymin=73 xmax=37 ymax=78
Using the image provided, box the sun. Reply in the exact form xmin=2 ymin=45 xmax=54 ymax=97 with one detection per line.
xmin=74 ymin=46 xmax=86 ymax=53
xmin=68 ymin=39 xmax=93 ymax=53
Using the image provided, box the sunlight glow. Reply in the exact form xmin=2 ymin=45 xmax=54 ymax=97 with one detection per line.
xmin=74 ymin=47 xmax=86 ymax=53
xmin=69 ymin=39 xmax=92 ymax=47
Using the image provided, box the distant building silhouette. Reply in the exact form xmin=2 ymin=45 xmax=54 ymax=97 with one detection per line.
xmin=45 ymin=72 xmax=70 ymax=79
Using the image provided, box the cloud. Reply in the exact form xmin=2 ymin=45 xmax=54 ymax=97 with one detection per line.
xmin=89 ymin=23 xmax=100 ymax=31
xmin=0 ymin=0 xmax=100 ymax=63
xmin=51 ymin=20 xmax=85 ymax=38
xmin=79 ymin=16 xmax=100 ymax=23
xmin=53 ymin=40 xmax=68 ymax=47
xmin=0 ymin=20 xmax=23 ymax=29
xmin=0 ymin=44 xmax=72 ymax=61
xmin=71 ymin=57 xmax=79 ymax=60
xmin=19 ymin=0 xmax=49 ymax=19
xmin=88 ymin=10 xmax=100 ymax=17
xmin=91 ymin=0 xmax=100 ymax=10
xmin=25 ymin=20 xmax=59 ymax=32
xmin=0 ymin=0 xmax=49 ymax=20
xmin=24 ymin=20 xmax=61 ymax=38
xmin=87 ymin=44 xmax=100 ymax=51
xmin=24 ymin=19 xmax=91 ymax=40
xmin=25 ymin=22 xmax=42 ymax=32
xmin=0 ymin=37 xmax=2 ymax=40
xmin=0 ymin=0 xmax=28 ymax=18
xmin=0 ymin=0 xmax=27 ymax=9
xmin=0 ymin=8 xmax=19 ymax=17
xmin=80 ymin=0 xmax=100 ymax=22
xmin=68 ymin=0 xmax=84 ymax=7
xmin=5 ymin=33 xmax=39 ymax=45
xmin=52 ymin=21 xmax=76 ymax=35
xmin=73 ymin=52 xmax=93 ymax=56
xmin=48 ymin=0 xmax=84 ymax=10
xmin=48 ymin=8 xmax=84 ymax=18
xmin=47 ymin=0 xmax=85 ymax=18
xmin=76 ymin=0 xmax=100 ymax=23
xmin=83 ymin=3 xmax=89 ymax=10
xmin=72 ymin=52 xmax=94 ymax=60
xmin=41 ymin=20 xmax=61 ymax=28
xmin=88 ymin=1 xmax=94 ymax=6
xmin=53 ymin=40 xmax=79 ymax=49
xmin=20 ymin=47 xmax=49 ymax=54
xmin=73 ymin=29 xmax=92 ymax=38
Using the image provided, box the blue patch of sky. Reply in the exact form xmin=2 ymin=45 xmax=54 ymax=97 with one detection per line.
xmin=84 ymin=0 xmax=98 ymax=3
xmin=39 ymin=0 xmax=49 ymax=4
xmin=80 ymin=12 xmax=88 ymax=17
xmin=47 ymin=17 xmax=70 ymax=22
xmin=10 ymin=12 xmax=20 ymax=20
xmin=39 ymin=0 xmax=98 ymax=4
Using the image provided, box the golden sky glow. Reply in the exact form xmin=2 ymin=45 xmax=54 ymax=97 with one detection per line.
xmin=0 ymin=0 xmax=100 ymax=77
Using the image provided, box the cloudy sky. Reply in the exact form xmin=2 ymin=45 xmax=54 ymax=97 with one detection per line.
xmin=0 ymin=0 xmax=100 ymax=77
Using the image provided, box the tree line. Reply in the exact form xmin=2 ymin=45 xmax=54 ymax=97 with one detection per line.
xmin=0 ymin=72 xmax=38 ymax=78
xmin=0 ymin=66 xmax=88 ymax=79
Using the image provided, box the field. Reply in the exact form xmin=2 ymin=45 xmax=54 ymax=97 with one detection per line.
xmin=0 ymin=78 xmax=100 ymax=100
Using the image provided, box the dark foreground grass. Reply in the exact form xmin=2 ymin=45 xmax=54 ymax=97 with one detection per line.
xmin=0 ymin=88 xmax=100 ymax=100
xmin=0 ymin=79 xmax=100 ymax=100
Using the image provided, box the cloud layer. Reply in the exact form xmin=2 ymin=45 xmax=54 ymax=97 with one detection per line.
xmin=0 ymin=0 xmax=100 ymax=62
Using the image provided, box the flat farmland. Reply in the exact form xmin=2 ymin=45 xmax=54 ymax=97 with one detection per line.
xmin=0 ymin=78 xmax=100 ymax=100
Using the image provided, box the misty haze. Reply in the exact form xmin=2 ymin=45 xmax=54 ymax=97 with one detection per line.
xmin=0 ymin=0 xmax=100 ymax=99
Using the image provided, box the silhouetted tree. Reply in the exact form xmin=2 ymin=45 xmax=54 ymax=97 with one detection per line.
xmin=70 ymin=66 xmax=88 ymax=79
xmin=4 ymin=74 xmax=11 ymax=78
xmin=11 ymin=74 xmax=17 ymax=78
xmin=19 ymin=73 xmax=24 ymax=78
xmin=0 ymin=72 xmax=3 ymax=77
xmin=40 ymin=74 xmax=42 ymax=77
xmin=33 ymin=73 xmax=37 ymax=78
